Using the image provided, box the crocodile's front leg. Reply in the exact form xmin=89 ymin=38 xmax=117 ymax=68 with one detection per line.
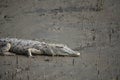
xmin=0 ymin=42 xmax=15 ymax=56
xmin=28 ymin=48 xmax=42 ymax=57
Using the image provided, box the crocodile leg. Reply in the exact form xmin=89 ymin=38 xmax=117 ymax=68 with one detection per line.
xmin=28 ymin=48 xmax=42 ymax=57
xmin=0 ymin=42 xmax=15 ymax=56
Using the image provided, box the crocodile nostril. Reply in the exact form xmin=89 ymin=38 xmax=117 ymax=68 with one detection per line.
xmin=77 ymin=52 xmax=80 ymax=56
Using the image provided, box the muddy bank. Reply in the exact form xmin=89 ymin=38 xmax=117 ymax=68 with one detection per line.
xmin=0 ymin=0 xmax=120 ymax=80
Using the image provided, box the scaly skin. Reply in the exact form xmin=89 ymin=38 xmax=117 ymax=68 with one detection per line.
xmin=0 ymin=38 xmax=80 ymax=57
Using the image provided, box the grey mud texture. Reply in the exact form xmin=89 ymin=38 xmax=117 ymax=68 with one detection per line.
xmin=0 ymin=0 xmax=120 ymax=80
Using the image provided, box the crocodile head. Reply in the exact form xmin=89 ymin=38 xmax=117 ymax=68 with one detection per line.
xmin=44 ymin=44 xmax=80 ymax=57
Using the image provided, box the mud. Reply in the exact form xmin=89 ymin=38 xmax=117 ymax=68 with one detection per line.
xmin=0 ymin=0 xmax=120 ymax=80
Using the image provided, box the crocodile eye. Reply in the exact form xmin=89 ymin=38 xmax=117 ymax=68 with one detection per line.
xmin=55 ymin=44 xmax=64 ymax=48
xmin=55 ymin=45 xmax=63 ymax=48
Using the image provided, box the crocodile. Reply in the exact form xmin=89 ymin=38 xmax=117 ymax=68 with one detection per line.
xmin=0 ymin=38 xmax=80 ymax=57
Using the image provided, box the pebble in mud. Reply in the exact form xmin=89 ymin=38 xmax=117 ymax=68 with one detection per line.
xmin=44 ymin=58 xmax=50 ymax=62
